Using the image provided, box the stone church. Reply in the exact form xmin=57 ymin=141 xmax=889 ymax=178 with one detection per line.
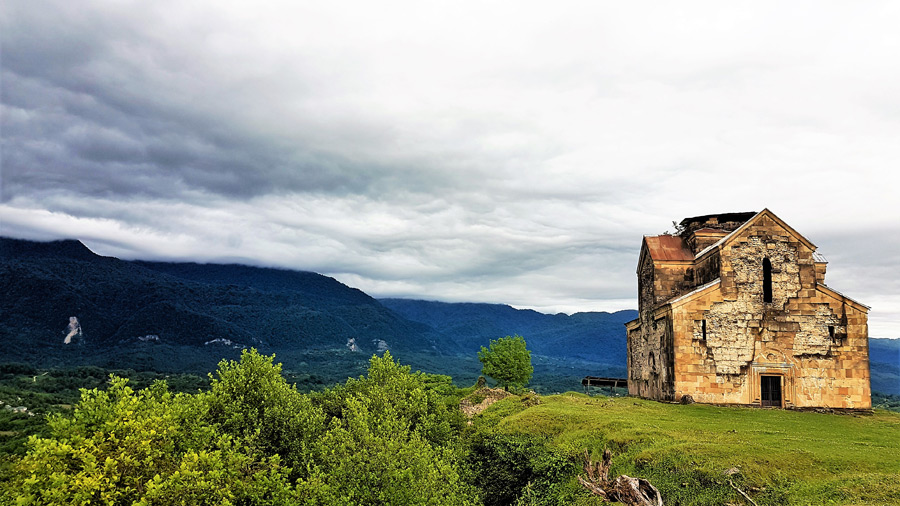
xmin=625 ymin=209 xmax=871 ymax=409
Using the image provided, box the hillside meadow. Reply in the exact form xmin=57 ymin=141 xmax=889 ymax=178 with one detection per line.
xmin=481 ymin=393 xmax=900 ymax=505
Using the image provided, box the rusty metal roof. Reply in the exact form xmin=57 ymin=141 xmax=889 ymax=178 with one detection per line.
xmin=643 ymin=235 xmax=694 ymax=262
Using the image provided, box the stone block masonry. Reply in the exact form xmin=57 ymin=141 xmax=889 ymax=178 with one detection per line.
xmin=626 ymin=209 xmax=870 ymax=409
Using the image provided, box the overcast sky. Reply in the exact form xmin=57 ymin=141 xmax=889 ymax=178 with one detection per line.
xmin=2 ymin=1 xmax=899 ymax=337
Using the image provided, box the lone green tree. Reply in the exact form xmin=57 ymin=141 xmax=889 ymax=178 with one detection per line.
xmin=478 ymin=335 xmax=533 ymax=389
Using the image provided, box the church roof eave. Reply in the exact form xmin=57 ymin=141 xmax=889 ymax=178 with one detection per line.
xmin=816 ymin=283 xmax=870 ymax=313
xmin=667 ymin=279 xmax=722 ymax=309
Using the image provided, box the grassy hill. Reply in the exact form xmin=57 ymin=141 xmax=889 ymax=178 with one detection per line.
xmin=478 ymin=393 xmax=900 ymax=505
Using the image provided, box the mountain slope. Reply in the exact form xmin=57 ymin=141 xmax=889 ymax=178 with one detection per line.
xmin=379 ymin=298 xmax=636 ymax=365
xmin=0 ymin=237 xmax=447 ymax=370
xmin=870 ymin=338 xmax=900 ymax=395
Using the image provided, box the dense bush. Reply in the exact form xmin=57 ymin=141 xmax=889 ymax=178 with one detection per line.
xmin=312 ymin=353 xmax=466 ymax=447
xmin=2 ymin=350 xmax=484 ymax=505
xmin=10 ymin=377 xmax=292 ymax=505
xmin=467 ymin=432 xmax=579 ymax=506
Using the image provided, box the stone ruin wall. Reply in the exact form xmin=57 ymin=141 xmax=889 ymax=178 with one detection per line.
xmin=670 ymin=216 xmax=870 ymax=408
xmin=637 ymin=253 xmax=655 ymax=312
xmin=680 ymin=216 xmax=754 ymax=240
xmin=627 ymin=311 xmax=674 ymax=401
xmin=631 ymin=253 xmax=682 ymax=401
xmin=790 ymin=298 xmax=870 ymax=408
xmin=692 ymin=250 xmax=721 ymax=288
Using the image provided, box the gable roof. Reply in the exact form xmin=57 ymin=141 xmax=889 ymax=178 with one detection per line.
xmin=695 ymin=208 xmax=817 ymax=260
xmin=643 ymin=234 xmax=694 ymax=262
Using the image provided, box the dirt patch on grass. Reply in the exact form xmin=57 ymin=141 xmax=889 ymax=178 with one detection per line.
xmin=460 ymin=387 xmax=514 ymax=418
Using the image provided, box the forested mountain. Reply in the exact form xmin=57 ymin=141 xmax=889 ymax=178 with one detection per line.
xmin=379 ymin=298 xmax=636 ymax=365
xmin=1 ymin=237 xmax=630 ymax=378
xmin=870 ymin=338 xmax=900 ymax=395
xmin=0 ymin=237 xmax=448 ymax=371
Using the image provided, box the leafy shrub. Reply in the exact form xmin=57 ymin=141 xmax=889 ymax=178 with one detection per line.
xmin=467 ymin=431 xmax=579 ymax=506
xmin=312 ymin=351 xmax=466 ymax=447
xmin=478 ymin=335 xmax=534 ymax=389
xmin=9 ymin=376 xmax=292 ymax=505
xmin=3 ymin=350 xmax=480 ymax=505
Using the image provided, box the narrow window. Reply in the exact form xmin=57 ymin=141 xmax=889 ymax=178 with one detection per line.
xmin=763 ymin=257 xmax=773 ymax=303
xmin=702 ymin=319 xmax=707 ymax=340
xmin=829 ymin=325 xmax=835 ymax=340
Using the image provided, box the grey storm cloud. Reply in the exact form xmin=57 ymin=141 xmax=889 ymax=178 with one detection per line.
xmin=3 ymin=1 xmax=900 ymax=336
xmin=1 ymin=0 xmax=485 ymax=202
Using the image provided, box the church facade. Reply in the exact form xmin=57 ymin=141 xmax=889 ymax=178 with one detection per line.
xmin=625 ymin=209 xmax=871 ymax=409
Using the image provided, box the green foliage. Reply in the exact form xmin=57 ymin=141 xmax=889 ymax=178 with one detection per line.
xmin=467 ymin=432 xmax=579 ymax=506
xmin=1 ymin=350 xmax=481 ymax=505
xmin=311 ymin=395 xmax=478 ymax=505
xmin=201 ymin=349 xmax=326 ymax=479
xmin=872 ymin=392 xmax=900 ymax=412
xmin=0 ymin=364 xmax=207 ymax=483
xmin=478 ymin=335 xmax=534 ymax=389
xmin=11 ymin=349 xmax=898 ymax=505
xmin=312 ymin=352 xmax=466 ymax=448
xmin=8 ymin=376 xmax=291 ymax=505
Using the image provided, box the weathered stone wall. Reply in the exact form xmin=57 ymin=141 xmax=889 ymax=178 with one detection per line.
xmin=788 ymin=291 xmax=870 ymax=408
xmin=652 ymin=263 xmax=694 ymax=305
xmin=638 ymin=253 xmax=655 ymax=313
xmin=692 ymin=250 xmax=721 ymax=291
xmin=671 ymin=282 xmax=750 ymax=404
xmin=667 ymin=216 xmax=871 ymax=408
xmin=684 ymin=229 xmax=729 ymax=255
xmin=627 ymin=309 xmax=675 ymax=401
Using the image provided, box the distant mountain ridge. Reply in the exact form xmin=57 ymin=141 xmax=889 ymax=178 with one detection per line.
xmin=869 ymin=338 xmax=900 ymax=395
xmin=379 ymin=298 xmax=636 ymax=365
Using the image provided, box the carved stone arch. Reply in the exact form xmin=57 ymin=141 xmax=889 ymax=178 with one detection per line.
xmin=754 ymin=348 xmax=788 ymax=365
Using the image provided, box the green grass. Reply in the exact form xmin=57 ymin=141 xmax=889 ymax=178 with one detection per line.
xmin=480 ymin=393 xmax=900 ymax=505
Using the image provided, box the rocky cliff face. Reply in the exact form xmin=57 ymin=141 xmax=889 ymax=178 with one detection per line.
xmin=63 ymin=316 xmax=82 ymax=344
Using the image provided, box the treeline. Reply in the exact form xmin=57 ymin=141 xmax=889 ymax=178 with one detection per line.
xmin=873 ymin=392 xmax=900 ymax=411
xmin=0 ymin=351 xmax=593 ymax=506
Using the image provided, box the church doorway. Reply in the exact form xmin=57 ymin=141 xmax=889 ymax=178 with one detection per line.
xmin=760 ymin=375 xmax=782 ymax=407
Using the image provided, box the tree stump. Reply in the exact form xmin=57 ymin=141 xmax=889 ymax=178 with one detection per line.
xmin=577 ymin=449 xmax=664 ymax=506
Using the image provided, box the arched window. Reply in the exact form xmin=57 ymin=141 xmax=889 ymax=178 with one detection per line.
xmin=763 ymin=257 xmax=773 ymax=303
